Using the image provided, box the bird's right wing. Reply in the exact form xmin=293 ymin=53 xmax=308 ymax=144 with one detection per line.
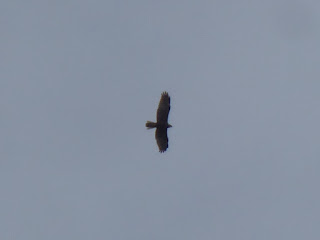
xmin=156 ymin=92 xmax=170 ymax=124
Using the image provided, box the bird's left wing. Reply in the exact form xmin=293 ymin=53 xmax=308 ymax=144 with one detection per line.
xmin=155 ymin=128 xmax=169 ymax=152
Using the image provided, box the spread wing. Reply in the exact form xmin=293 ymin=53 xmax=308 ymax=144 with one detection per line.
xmin=156 ymin=92 xmax=170 ymax=124
xmin=155 ymin=127 xmax=169 ymax=152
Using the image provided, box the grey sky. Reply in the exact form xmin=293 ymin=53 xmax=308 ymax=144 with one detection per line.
xmin=1 ymin=1 xmax=320 ymax=239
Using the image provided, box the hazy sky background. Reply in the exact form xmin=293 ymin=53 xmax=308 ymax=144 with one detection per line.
xmin=1 ymin=1 xmax=320 ymax=239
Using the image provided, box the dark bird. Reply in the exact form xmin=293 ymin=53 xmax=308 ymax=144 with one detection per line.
xmin=146 ymin=91 xmax=172 ymax=152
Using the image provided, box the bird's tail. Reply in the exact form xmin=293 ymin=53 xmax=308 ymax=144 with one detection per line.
xmin=146 ymin=121 xmax=157 ymax=129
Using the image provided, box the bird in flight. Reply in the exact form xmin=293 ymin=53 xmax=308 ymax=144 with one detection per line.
xmin=146 ymin=91 xmax=172 ymax=152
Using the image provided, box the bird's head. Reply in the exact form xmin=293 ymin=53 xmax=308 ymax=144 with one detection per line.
xmin=168 ymin=124 xmax=172 ymax=128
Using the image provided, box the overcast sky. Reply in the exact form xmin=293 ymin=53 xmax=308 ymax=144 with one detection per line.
xmin=1 ymin=1 xmax=320 ymax=239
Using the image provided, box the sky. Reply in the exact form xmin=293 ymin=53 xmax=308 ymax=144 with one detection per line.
xmin=1 ymin=0 xmax=320 ymax=239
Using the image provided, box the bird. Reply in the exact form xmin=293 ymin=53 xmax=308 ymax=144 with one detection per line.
xmin=146 ymin=91 xmax=172 ymax=152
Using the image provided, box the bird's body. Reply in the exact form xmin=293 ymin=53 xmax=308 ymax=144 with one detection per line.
xmin=146 ymin=92 xmax=172 ymax=152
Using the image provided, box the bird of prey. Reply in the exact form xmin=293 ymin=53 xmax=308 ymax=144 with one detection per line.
xmin=146 ymin=91 xmax=172 ymax=152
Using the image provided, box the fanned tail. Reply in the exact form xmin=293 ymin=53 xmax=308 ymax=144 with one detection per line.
xmin=146 ymin=121 xmax=157 ymax=129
